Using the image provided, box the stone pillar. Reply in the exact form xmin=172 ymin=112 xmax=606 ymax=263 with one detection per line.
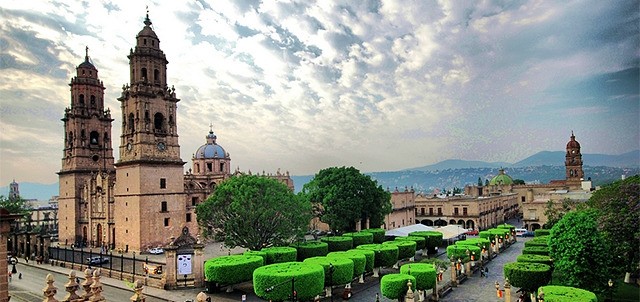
xmin=89 ymin=269 xmax=105 ymax=301
xmin=196 ymin=292 xmax=209 ymax=302
xmin=405 ymin=280 xmax=415 ymax=302
xmin=0 ymin=210 xmax=22 ymax=302
xmin=193 ymin=243 xmax=205 ymax=287
xmin=80 ymin=268 xmax=94 ymax=300
xmin=43 ymin=274 xmax=59 ymax=302
xmin=164 ymin=244 xmax=178 ymax=289
xmin=504 ymin=279 xmax=511 ymax=302
xmin=465 ymin=262 xmax=472 ymax=277
xmin=62 ymin=271 xmax=81 ymax=302
xmin=450 ymin=261 xmax=457 ymax=287
xmin=129 ymin=280 xmax=145 ymax=302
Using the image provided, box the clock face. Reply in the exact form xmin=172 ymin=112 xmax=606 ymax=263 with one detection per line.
xmin=157 ymin=142 xmax=166 ymax=151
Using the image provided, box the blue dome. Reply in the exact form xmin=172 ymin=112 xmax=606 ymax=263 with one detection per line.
xmin=195 ymin=144 xmax=226 ymax=159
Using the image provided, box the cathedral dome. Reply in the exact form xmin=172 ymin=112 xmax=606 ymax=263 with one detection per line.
xmin=566 ymin=131 xmax=580 ymax=149
xmin=194 ymin=130 xmax=228 ymax=159
xmin=489 ymin=169 xmax=514 ymax=186
xmin=137 ymin=13 xmax=159 ymax=40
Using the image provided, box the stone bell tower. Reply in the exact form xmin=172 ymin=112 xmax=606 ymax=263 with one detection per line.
xmin=114 ymin=12 xmax=186 ymax=252
xmin=565 ymin=131 xmax=584 ymax=187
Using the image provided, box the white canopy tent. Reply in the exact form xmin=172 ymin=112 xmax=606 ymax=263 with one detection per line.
xmin=433 ymin=224 xmax=467 ymax=240
xmin=385 ymin=224 xmax=435 ymax=237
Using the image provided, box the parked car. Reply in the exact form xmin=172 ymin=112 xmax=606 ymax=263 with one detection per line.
xmin=515 ymin=228 xmax=527 ymax=237
xmin=465 ymin=229 xmax=479 ymax=236
xmin=87 ymin=256 xmax=109 ymax=265
xmin=522 ymin=231 xmax=535 ymax=237
xmin=148 ymin=247 xmax=164 ymax=255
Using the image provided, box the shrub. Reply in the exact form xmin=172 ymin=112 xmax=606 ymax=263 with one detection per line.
xmin=342 ymin=232 xmax=374 ymax=247
xmin=517 ymin=254 xmax=553 ymax=266
xmin=380 ymin=273 xmax=417 ymax=300
xmin=479 ymin=230 xmax=494 ymax=241
xmin=394 ymin=236 xmax=426 ymax=250
xmin=346 ymin=249 xmax=375 ymax=272
xmin=522 ymin=246 xmax=550 ymax=256
xmin=291 ymin=241 xmax=328 ymax=261
xmin=408 ymin=231 xmax=443 ymax=253
xmin=243 ymin=250 xmax=267 ymax=262
xmin=503 ymin=262 xmax=552 ymax=292
xmin=253 ymin=262 xmax=324 ymax=301
xmin=362 ymin=228 xmax=386 ymax=243
xmin=455 ymin=237 xmax=491 ymax=251
xmin=204 ymin=255 xmax=264 ymax=285
xmin=537 ymin=285 xmax=597 ymax=302
xmin=321 ymin=236 xmax=353 ymax=252
xmin=327 ymin=251 xmax=366 ymax=278
xmin=399 ymin=263 xmax=436 ymax=290
xmin=535 ymin=229 xmax=551 ymax=237
xmin=356 ymin=244 xmax=398 ymax=268
xmin=525 ymin=237 xmax=549 ymax=248
xmin=446 ymin=245 xmax=481 ymax=262
xmin=260 ymin=246 xmax=297 ymax=264
xmin=497 ymin=223 xmax=516 ymax=230
xmin=383 ymin=240 xmax=417 ymax=260
xmin=303 ymin=256 xmax=354 ymax=286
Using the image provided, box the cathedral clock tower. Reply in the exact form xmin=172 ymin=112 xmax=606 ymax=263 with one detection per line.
xmin=565 ymin=131 xmax=584 ymax=187
xmin=58 ymin=49 xmax=115 ymax=245
xmin=114 ymin=12 xmax=186 ymax=251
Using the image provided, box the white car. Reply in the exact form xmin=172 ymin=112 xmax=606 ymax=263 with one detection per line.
xmin=148 ymin=247 xmax=164 ymax=255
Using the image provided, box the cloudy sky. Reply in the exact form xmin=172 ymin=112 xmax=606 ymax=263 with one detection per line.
xmin=0 ymin=0 xmax=638 ymax=185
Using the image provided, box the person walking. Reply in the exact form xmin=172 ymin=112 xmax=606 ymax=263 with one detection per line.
xmin=18 ymin=272 xmax=22 ymax=279
xmin=8 ymin=271 xmax=12 ymax=282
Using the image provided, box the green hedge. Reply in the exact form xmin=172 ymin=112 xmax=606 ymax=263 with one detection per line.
xmin=204 ymin=255 xmax=264 ymax=285
xmin=517 ymin=254 xmax=553 ymax=266
xmin=291 ymin=241 xmax=329 ymax=261
xmin=243 ymin=250 xmax=267 ymax=262
xmin=346 ymin=249 xmax=375 ymax=272
xmin=479 ymin=230 xmax=494 ymax=241
xmin=362 ymin=228 xmax=386 ymax=243
xmin=253 ymin=262 xmax=324 ymax=301
xmin=356 ymin=244 xmax=399 ymax=268
xmin=382 ymin=240 xmax=417 ymax=260
xmin=455 ymin=238 xmax=491 ymax=251
xmin=394 ymin=236 xmax=426 ymax=250
xmin=380 ymin=273 xmax=417 ymax=300
xmin=524 ymin=237 xmax=549 ymax=248
xmin=260 ymin=246 xmax=297 ymax=264
xmin=303 ymin=256 xmax=354 ymax=286
xmin=321 ymin=236 xmax=353 ymax=252
xmin=342 ymin=232 xmax=374 ymax=247
xmin=503 ymin=262 xmax=552 ymax=292
xmin=497 ymin=223 xmax=516 ymax=230
xmin=399 ymin=263 xmax=436 ymax=290
xmin=522 ymin=246 xmax=550 ymax=256
xmin=488 ymin=228 xmax=510 ymax=241
xmin=327 ymin=251 xmax=366 ymax=278
xmin=537 ymin=285 xmax=597 ymax=302
xmin=535 ymin=229 xmax=551 ymax=237
xmin=446 ymin=245 xmax=480 ymax=262
xmin=408 ymin=231 xmax=443 ymax=252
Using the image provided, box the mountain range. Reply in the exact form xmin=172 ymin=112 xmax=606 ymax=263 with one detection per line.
xmin=3 ymin=150 xmax=638 ymax=200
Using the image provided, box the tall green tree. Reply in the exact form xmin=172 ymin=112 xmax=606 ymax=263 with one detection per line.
xmin=549 ymin=209 xmax=612 ymax=293
xmin=543 ymin=198 xmax=582 ymax=229
xmin=301 ymin=166 xmax=392 ymax=233
xmin=195 ymin=175 xmax=312 ymax=250
xmin=0 ymin=195 xmax=30 ymax=216
xmin=587 ymin=175 xmax=639 ymax=277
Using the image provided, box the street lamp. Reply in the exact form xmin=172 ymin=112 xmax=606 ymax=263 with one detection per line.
xmin=607 ymin=279 xmax=613 ymax=302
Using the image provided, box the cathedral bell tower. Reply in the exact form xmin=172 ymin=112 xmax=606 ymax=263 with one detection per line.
xmin=114 ymin=12 xmax=186 ymax=252
xmin=565 ymin=131 xmax=584 ymax=187
xmin=58 ymin=49 xmax=115 ymax=245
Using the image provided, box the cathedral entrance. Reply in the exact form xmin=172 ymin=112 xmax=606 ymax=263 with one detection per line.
xmin=96 ymin=224 xmax=103 ymax=247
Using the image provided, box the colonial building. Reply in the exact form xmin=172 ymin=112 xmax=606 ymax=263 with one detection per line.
xmin=384 ymin=187 xmax=416 ymax=230
xmin=57 ymin=13 xmax=291 ymax=253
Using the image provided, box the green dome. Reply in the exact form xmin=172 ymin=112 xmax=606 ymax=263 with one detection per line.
xmin=489 ymin=169 xmax=513 ymax=185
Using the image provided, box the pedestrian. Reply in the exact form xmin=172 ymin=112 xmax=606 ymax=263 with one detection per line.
xmin=18 ymin=273 xmax=22 ymax=279
xmin=484 ymin=266 xmax=489 ymax=278
xmin=8 ymin=271 xmax=11 ymax=282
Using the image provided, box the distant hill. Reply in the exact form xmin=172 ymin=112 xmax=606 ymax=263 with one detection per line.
xmin=404 ymin=159 xmax=510 ymax=172
xmin=0 ymin=182 xmax=58 ymax=201
xmin=514 ymin=150 xmax=640 ymax=167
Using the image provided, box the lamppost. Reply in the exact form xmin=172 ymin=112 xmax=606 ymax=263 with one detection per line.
xmin=607 ymin=279 xmax=613 ymax=302
xmin=537 ymin=287 xmax=544 ymax=301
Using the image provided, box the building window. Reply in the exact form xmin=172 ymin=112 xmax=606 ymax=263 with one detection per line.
xmin=161 ymin=201 xmax=167 ymax=212
xmin=454 ymin=208 xmax=459 ymax=216
xmin=164 ymin=218 xmax=170 ymax=227
xmin=429 ymin=208 xmax=434 ymax=216
xmin=521 ymin=196 xmax=525 ymax=202
xmin=186 ymin=213 xmax=192 ymax=222
xmin=191 ymin=197 xmax=198 ymax=206
xmin=420 ymin=208 xmax=425 ymax=215
xmin=437 ymin=208 xmax=442 ymax=216
xmin=463 ymin=207 xmax=468 ymax=216
xmin=160 ymin=178 xmax=166 ymax=189
xmin=207 ymin=163 xmax=212 ymax=172
xmin=220 ymin=162 xmax=224 ymax=172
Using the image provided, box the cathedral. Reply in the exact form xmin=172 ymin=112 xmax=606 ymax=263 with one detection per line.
xmin=57 ymin=13 xmax=292 ymax=252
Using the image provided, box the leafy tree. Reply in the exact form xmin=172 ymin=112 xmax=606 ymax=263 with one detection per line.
xmin=0 ymin=195 xmax=30 ymax=216
xmin=548 ymin=209 xmax=612 ymax=293
xmin=195 ymin=175 xmax=312 ymax=250
xmin=543 ymin=198 xmax=582 ymax=229
xmin=301 ymin=166 xmax=391 ymax=233
xmin=587 ymin=175 xmax=639 ymax=277
xmin=513 ymin=179 xmax=525 ymax=185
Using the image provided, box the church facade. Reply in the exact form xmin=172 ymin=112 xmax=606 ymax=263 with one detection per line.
xmin=57 ymin=14 xmax=292 ymax=252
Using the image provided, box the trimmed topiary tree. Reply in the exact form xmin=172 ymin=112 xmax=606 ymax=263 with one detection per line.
xmin=303 ymin=256 xmax=354 ymax=286
xmin=342 ymin=232 xmax=374 ymax=247
xmin=524 ymin=237 xmax=549 ymax=248
xmin=380 ymin=273 xmax=417 ymax=300
xmin=400 ymin=263 xmax=436 ymax=291
xmin=327 ymin=251 xmax=366 ymax=278
xmin=321 ymin=236 xmax=353 ymax=252
xmin=383 ymin=240 xmax=417 ymax=261
xmin=503 ymin=262 xmax=552 ymax=293
xmin=455 ymin=237 xmax=491 ymax=250
xmin=253 ymin=262 xmax=324 ymax=301
xmin=522 ymin=246 xmax=550 ymax=256
xmin=291 ymin=241 xmax=329 ymax=261
xmin=357 ymin=243 xmax=398 ymax=276
xmin=446 ymin=245 xmax=480 ymax=262
xmin=479 ymin=230 xmax=494 ymax=241
xmin=537 ymin=285 xmax=597 ymax=302
xmin=347 ymin=248 xmax=375 ymax=273
xmin=535 ymin=229 xmax=551 ymax=237
xmin=395 ymin=236 xmax=426 ymax=250
xmin=260 ymin=246 xmax=297 ymax=264
xmin=205 ymin=255 xmax=264 ymax=285
xmin=243 ymin=250 xmax=267 ymax=263
xmin=362 ymin=228 xmax=386 ymax=243
xmin=497 ymin=223 xmax=515 ymax=230
xmin=408 ymin=231 xmax=443 ymax=254
xmin=517 ymin=254 xmax=553 ymax=266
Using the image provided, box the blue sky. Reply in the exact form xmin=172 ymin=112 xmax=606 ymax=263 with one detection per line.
xmin=0 ymin=0 xmax=638 ymax=185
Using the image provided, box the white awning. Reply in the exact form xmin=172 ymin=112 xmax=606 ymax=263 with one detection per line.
xmin=385 ymin=224 xmax=435 ymax=237
xmin=433 ymin=224 xmax=467 ymax=240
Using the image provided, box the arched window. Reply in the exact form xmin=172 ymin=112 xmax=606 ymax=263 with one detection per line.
xmin=79 ymin=94 xmax=85 ymax=105
xmin=154 ymin=112 xmax=164 ymax=131
xmin=90 ymin=131 xmax=99 ymax=145
xmin=154 ymin=69 xmax=160 ymax=82
xmin=141 ymin=68 xmax=147 ymax=81
xmin=90 ymin=95 xmax=96 ymax=107
xmin=128 ymin=113 xmax=135 ymax=132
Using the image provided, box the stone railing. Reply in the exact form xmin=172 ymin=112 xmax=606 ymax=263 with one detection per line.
xmin=39 ymin=268 xmax=210 ymax=302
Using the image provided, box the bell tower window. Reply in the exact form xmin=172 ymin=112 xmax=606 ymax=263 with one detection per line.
xmin=154 ymin=69 xmax=160 ymax=83
xmin=79 ymin=94 xmax=85 ymax=105
xmin=154 ymin=113 xmax=165 ymax=132
xmin=128 ymin=113 xmax=135 ymax=132
xmin=141 ymin=68 xmax=147 ymax=81
xmin=90 ymin=95 xmax=96 ymax=107
xmin=90 ymin=131 xmax=99 ymax=145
